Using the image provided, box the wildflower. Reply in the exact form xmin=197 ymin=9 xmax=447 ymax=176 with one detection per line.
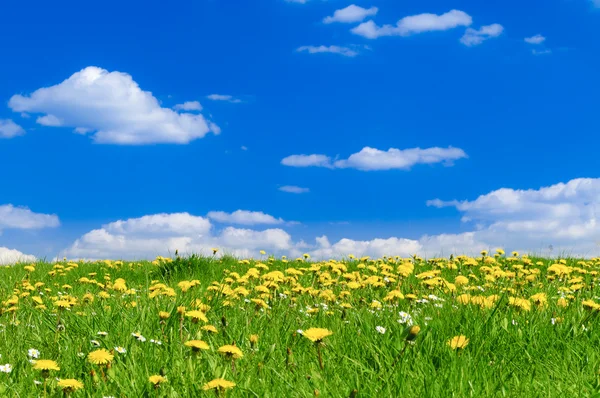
xmin=185 ymin=310 xmax=208 ymax=323
xmin=447 ymin=335 xmax=470 ymax=350
xmin=131 ymin=332 xmax=147 ymax=342
xmin=33 ymin=359 xmax=60 ymax=371
xmin=375 ymin=326 xmax=386 ymax=334
xmin=406 ymin=325 xmax=420 ymax=341
xmin=218 ymin=345 xmax=244 ymax=359
xmin=150 ymin=339 xmax=162 ymax=345
xmin=159 ymin=311 xmax=170 ymax=320
xmin=185 ymin=340 xmax=210 ymax=352
xmin=398 ymin=311 xmax=413 ymax=325
xmin=90 ymin=340 xmax=101 ymax=347
xmin=57 ymin=379 xmax=84 ymax=393
xmin=0 ymin=364 xmax=12 ymax=373
xmin=260 ymin=250 xmax=266 ymax=255
xmin=201 ymin=325 xmax=218 ymax=334
xmin=28 ymin=348 xmax=40 ymax=359
xmin=149 ymin=375 xmax=167 ymax=386
xmin=302 ymin=328 xmax=333 ymax=343
xmin=114 ymin=346 xmax=127 ymax=354
xmin=87 ymin=349 xmax=114 ymax=365
xmin=202 ymin=378 xmax=236 ymax=391
xmin=97 ymin=331 xmax=108 ymax=336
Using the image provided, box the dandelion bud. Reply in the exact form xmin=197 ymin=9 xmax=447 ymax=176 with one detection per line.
xmin=406 ymin=325 xmax=420 ymax=341
xmin=349 ymin=390 xmax=358 ymax=398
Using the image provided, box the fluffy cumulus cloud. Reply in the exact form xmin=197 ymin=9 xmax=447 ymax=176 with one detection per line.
xmin=281 ymin=146 xmax=467 ymax=171
xmin=61 ymin=178 xmax=600 ymax=260
xmin=460 ymin=24 xmax=504 ymax=46
xmin=524 ymin=34 xmax=546 ymax=45
xmin=0 ymin=119 xmax=25 ymax=138
xmin=323 ymin=5 xmax=378 ymax=24
xmin=0 ymin=247 xmax=36 ymax=265
xmin=173 ymin=101 xmax=203 ymax=112
xmin=427 ymin=178 xmax=600 ymax=256
xmin=207 ymin=210 xmax=285 ymax=225
xmin=63 ymin=212 xmax=294 ymax=259
xmin=279 ymin=185 xmax=310 ymax=194
xmin=352 ymin=10 xmax=472 ymax=39
xmin=8 ymin=66 xmax=219 ymax=145
xmin=296 ymin=45 xmax=359 ymax=57
xmin=0 ymin=204 xmax=60 ymax=231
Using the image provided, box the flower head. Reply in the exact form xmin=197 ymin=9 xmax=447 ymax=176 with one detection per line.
xmin=149 ymin=375 xmax=167 ymax=385
xmin=28 ymin=348 xmax=40 ymax=359
xmin=87 ymin=349 xmax=114 ymax=365
xmin=302 ymin=328 xmax=333 ymax=343
xmin=217 ymin=345 xmax=244 ymax=359
xmin=32 ymin=359 xmax=60 ymax=371
xmin=57 ymin=379 xmax=84 ymax=392
xmin=447 ymin=335 xmax=469 ymax=350
xmin=202 ymin=378 xmax=236 ymax=391
xmin=184 ymin=340 xmax=210 ymax=352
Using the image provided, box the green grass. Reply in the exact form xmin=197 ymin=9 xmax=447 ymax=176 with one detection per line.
xmin=1 ymin=254 xmax=600 ymax=397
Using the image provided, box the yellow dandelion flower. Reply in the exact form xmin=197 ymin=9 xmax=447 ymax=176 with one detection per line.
xmin=87 ymin=349 xmax=114 ymax=365
xmin=302 ymin=328 xmax=333 ymax=343
xmin=218 ymin=345 xmax=244 ymax=359
xmin=185 ymin=310 xmax=208 ymax=323
xmin=201 ymin=325 xmax=218 ymax=334
xmin=159 ymin=311 xmax=170 ymax=320
xmin=202 ymin=378 xmax=236 ymax=391
xmin=149 ymin=375 xmax=167 ymax=385
xmin=184 ymin=340 xmax=210 ymax=352
xmin=57 ymin=378 xmax=84 ymax=392
xmin=33 ymin=359 xmax=60 ymax=371
xmin=447 ymin=335 xmax=470 ymax=350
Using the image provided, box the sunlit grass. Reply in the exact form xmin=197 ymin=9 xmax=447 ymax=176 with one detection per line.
xmin=1 ymin=252 xmax=600 ymax=397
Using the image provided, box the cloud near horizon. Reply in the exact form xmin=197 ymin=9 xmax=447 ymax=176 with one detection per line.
xmin=52 ymin=177 xmax=600 ymax=260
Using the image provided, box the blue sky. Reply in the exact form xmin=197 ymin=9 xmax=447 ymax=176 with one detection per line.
xmin=1 ymin=0 xmax=600 ymax=262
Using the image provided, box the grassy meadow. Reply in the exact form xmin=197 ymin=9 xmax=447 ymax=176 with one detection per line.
xmin=1 ymin=251 xmax=600 ymax=397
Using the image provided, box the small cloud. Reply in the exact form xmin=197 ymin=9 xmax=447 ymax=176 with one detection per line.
xmin=282 ymin=146 xmax=467 ymax=171
xmin=460 ymin=24 xmax=504 ymax=47
xmin=532 ymin=49 xmax=552 ymax=56
xmin=174 ymin=101 xmax=203 ymax=112
xmin=241 ymin=146 xmax=248 ymax=151
xmin=279 ymin=185 xmax=310 ymax=194
xmin=324 ymin=5 xmax=378 ymax=24
xmin=524 ymin=34 xmax=546 ymax=45
xmin=352 ymin=10 xmax=472 ymax=39
xmin=296 ymin=45 xmax=359 ymax=57
xmin=0 ymin=119 xmax=25 ymax=139
xmin=206 ymin=94 xmax=242 ymax=103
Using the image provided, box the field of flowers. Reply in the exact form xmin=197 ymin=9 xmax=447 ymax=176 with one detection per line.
xmin=1 ymin=251 xmax=600 ymax=397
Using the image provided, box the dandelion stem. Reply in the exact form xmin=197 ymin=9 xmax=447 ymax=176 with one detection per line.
xmin=316 ymin=344 xmax=324 ymax=370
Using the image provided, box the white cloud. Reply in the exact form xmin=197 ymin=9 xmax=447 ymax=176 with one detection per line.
xmin=0 ymin=247 xmax=36 ymax=265
xmin=281 ymin=154 xmax=334 ymax=168
xmin=207 ymin=210 xmax=285 ymax=225
xmin=279 ymin=185 xmax=310 ymax=194
xmin=296 ymin=45 xmax=359 ymax=57
xmin=352 ymin=10 xmax=472 ymax=39
xmin=285 ymin=0 xmax=308 ymax=3
xmin=524 ymin=34 xmax=546 ymax=45
xmin=0 ymin=119 xmax=25 ymax=139
xmin=281 ymin=146 xmax=467 ymax=171
xmin=426 ymin=178 xmax=600 ymax=256
xmin=63 ymin=213 xmax=293 ymax=259
xmin=61 ymin=178 xmax=600 ymax=260
xmin=8 ymin=66 xmax=219 ymax=145
xmin=460 ymin=24 xmax=504 ymax=47
xmin=323 ymin=5 xmax=378 ymax=24
xmin=592 ymin=0 xmax=600 ymax=7
xmin=174 ymin=101 xmax=203 ymax=112
xmin=206 ymin=94 xmax=241 ymax=103
xmin=0 ymin=204 xmax=60 ymax=230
